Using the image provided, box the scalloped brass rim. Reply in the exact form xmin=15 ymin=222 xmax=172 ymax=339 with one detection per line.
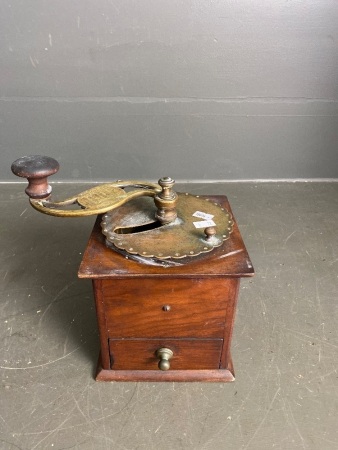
xmin=101 ymin=193 xmax=234 ymax=260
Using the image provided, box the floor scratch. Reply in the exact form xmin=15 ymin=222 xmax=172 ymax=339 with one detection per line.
xmin=0 ymin=346 xmax=81 ymax=370
xmin=284 ymin=230 xmax=297 ymax=247
xmin=242 ymin=387 xmax=281 ymax=450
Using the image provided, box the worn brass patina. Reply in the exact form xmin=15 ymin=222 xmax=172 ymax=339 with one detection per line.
xmin=101 ymin=193 xmax=233 ymax=260
xmin=29 ymin=181 xmax=161 ymax=217
xmin=155 ymin=348 xmax=174 ymax=371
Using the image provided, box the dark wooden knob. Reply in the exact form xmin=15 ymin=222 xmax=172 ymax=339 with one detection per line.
xmin=11 ymin=155 xmax=59 ymax=199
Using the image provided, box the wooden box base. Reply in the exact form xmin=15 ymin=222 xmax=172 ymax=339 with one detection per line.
xmin=95 ymin=354 xmax=235 ymax=382
xmin=78 ymin=195 xmax=254 ymax=382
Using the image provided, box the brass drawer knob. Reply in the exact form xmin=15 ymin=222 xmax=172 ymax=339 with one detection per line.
xmin=155 ymin=348 xmax=173 ymax=371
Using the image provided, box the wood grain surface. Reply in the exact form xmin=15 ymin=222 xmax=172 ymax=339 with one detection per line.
xmin=101 ymin=278 xmax=235 ymax=338
xmin=108 ymin=338 xmax=223 ymax=370
xmin=78 ymin=196 xmax=254 ymax=278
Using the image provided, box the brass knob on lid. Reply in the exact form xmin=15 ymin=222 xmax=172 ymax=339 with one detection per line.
xmin=204 ymin=226 xmax=217 ymax=241
xmin=158 ymin=177 xmax=176 ymax=198
xmin=11 ymin=155 xmax=59 ymax=199
xmin=155 ymin=347 xmax=173 ymax=371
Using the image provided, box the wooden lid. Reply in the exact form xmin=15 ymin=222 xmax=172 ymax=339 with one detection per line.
xmin=78 ymin=195 xmax=254 ymax=279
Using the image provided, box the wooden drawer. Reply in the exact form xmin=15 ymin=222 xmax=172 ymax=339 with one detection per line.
xmin=101 ymin=278 xmax=235 ymax=338
xmin=109 ymin=338 xmax=223 ymax=370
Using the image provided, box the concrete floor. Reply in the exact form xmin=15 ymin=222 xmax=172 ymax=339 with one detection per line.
xmin=1 ymin=182 xmax=338 ymax=450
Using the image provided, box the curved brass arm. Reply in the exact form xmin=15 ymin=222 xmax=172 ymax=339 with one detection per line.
xmin=30 ymin=182 xmax=161 ymax=217
xmin=11 ymin=155 xmax=178 ymax=224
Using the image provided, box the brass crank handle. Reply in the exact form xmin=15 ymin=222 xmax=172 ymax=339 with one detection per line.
xmin=11 ymin=155 xmax=178 ymax=224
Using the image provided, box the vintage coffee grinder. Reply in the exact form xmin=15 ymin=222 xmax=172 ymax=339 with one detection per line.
xmin=12 ymin=155 xmax=254 ymax=382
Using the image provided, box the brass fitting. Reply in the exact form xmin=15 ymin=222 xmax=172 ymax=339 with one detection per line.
xmin=154 ymin=177 xmax=178 ymax=224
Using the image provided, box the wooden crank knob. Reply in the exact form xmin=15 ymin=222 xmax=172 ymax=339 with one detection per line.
xmin=11 ymin=155 xmax=59 ymax=199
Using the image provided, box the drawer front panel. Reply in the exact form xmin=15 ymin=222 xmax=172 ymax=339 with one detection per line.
xmin=109 ymin=338 xmax=223 ymax=370
xmin=101 ymin=278 xmax=235 ymax=338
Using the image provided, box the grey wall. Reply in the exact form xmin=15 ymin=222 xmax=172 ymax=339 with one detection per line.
xmin=1 ymin=0 xmax=338 ymax=182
